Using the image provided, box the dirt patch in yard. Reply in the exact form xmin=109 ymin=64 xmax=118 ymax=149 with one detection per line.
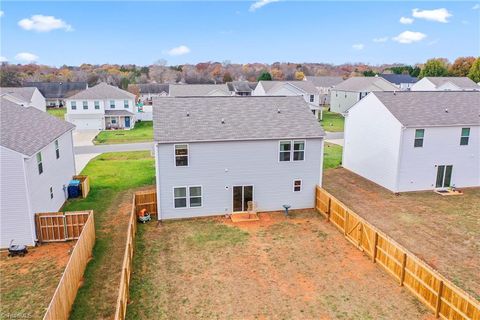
xmin=127 ymin=210 xmax=432 ymax=319
xmin=323 ymin=168 xmax=480 ymax=301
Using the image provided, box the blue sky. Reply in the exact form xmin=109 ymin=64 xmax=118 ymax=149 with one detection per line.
xmin=1 ymin=1 xmax=479 ymax=66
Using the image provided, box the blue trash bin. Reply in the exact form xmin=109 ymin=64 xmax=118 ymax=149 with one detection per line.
xmin=68 ymin=180 xmax=81 ymax=198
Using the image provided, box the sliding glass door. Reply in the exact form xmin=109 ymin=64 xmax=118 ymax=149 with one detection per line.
xmin=233 ymin=186 xmax=253 ymax=212
xmin=435 ymin=165 xmax=453 ymax=188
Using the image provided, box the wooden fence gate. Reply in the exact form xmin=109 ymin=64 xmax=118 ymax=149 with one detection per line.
xmin=35 ymin=211 xmax=90 ymax=243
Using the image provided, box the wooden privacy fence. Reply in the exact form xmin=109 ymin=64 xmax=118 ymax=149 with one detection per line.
xmin=315 ymin=186 xmax=480 ymax=320
xmin=134 ymin=189 xmax=157 ymax=217
xmin=73 ymin=175 xmax=90 ymax=198
xmin=43 ymin=210 xmax=95 ymax=320
xmin=35 ymin=211 xmax=90 ymax=243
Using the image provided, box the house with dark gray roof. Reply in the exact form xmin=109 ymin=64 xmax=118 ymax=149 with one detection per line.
xmin=343 ymin=91 xmax=480 ymax=192
xmin=129 ymin=83 xmax=170 ymax=104
xmin=379 ymin=74 xmax=417 ymax=90
xmin=0 ymin=98 xmax=76 ymax=247
xmin=65 ymin=82 xmax=136 ymax=130
xmin=152 ymin=96 xmax=325 ymax=220
xmin=24 ymin=82 xmax=87 ymax=107
xmin=0 ymin=87 xmax=46 ymax=112
xmin=411 ymin=77 xmax=479 ymax=91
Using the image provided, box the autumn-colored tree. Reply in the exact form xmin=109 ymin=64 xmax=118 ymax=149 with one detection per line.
xmin=449 ymin=57 xmax=475 ymax=77
xmin=419 ymin=59 xmax=449 ymax=78
xmin=222 ymin=71 xmax=233 ymax=83
xmin=467 ymin=57 xmax=480 ymax=83
xmin=211 ymin=64 xmax=223 ymax=83
xmin=257 ymin=71 xmax=272 ymax=81
xmin=270 ymin=68 xmax=284 ymax=80
xmin=294 ymin=71 xmax=305 ymax=80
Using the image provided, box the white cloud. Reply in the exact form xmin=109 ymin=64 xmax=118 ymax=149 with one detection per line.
xmin=472 ymin=4 xmax=480 ymax=10
xmin=18 ymin=15 xmax=73 ymax=32
xmin=249 ymin=0 xmax=279 ymax=12
xmin=166 ymin=45 xmax=190 ymax=56
xmin=0 ymin=56 xmax=8 ymax=62
xmin=0 ymin=11 xmax=4 ymax=17
xmin=15 ymin=52 xmax=39 ymax=63
xmin=373 ymin=37 xmax=388 ymax=43
xmin=392 ymin=31 xmax=427 ymax=44
xmin=399 ymin=17 xmax=414 ymax=24
xmin=352 ymin=43 xmax=365 ymax=50
xmin=412 ymin=8 xmax=452 ymax=23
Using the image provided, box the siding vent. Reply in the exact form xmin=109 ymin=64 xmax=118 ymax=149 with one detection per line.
xmin=186 ymin=111 xmax=190 ymax=117
xmin=277 ymin=108 xmax=281 ymax=114
xmin=445 ymin=108 xmax=448 ymax=113
xmin=221 ymin=118 xmax=225 ymax=124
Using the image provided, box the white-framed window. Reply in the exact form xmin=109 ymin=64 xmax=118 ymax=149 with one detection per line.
xmin=83 ymin=101 xmax=88 ymax=110
xmin=173 ymin=186 xmax=202 ymax=208
xmin=55 ymin=140 xmax=60 ymax=159
xmin=50 ymin=186 xmax=54 ymax=199
xmin=124 ymin=100 xmax=129 ymax=108
xmin=279 ymin=141 xmax=291 ymax=161
xmin=94 ymin=101 xmax=100 ymax=109
xmin=460 ymin=128 xmax=470 ymax=146
xmin=71 ymin=101 xmax=77 ymax=110
xmin=293 ymin=140 xmax=305 ymax=161
xmin=414 ymin=129 xmax=424 ymax=148
xmin=110 ymin=100 xmax=115 ymax=108
xmin=293 ymin=180 xmax=302 ymax=192
xmin=175 ymin=144 xmax=189 ymax=167
xmin=111 ymin=118 xmax=117 ymax=124
xmin=189 ymin=186 xmax=202 ymax=207
xmin=279 ymin=140 xmax=305 ymax=162
xmin=173 ymin=187 xmax=187 ymax=208
xmin=309 ymin=95 xmax=314 ymax=102
xmin=36 ymin=152 xmax=43 ymax=174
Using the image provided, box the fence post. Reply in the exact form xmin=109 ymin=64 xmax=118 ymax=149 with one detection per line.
xmin=343 ymin=210 xmax=349 ymax=236
xmin=326 ymin=197 xmax=331 ymax=222
xmin=63 ymin=213 xmax=68 ymax=240
xmin=435 ymin=281 xmax=444 ymax=318
xmin=372 ymin=232 xmax=378 ymax=263
xmin=400 ymin=253 xmax=407 ymax=286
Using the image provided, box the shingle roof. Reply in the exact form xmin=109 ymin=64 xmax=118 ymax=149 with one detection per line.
xmin=24 ymin=82 xmax=87 ymax=98
xmin=129 ymin=83 xmax=169 ymax=94
xmin=373 ymin=91 xmax=480 ymax=127
xmin=1 ymin=97 xmax=75 ymax=156
xmin=0 ymin=87 xmax=37 ymax=103
xmin=153 ymin=96 xmax=325 ymax=143
xmin=259 ymin=81 xmax=318 ymax=94
xmin=227 ymin=81 xmax=257 ymax=93
xmin=424 ymin=77 xmax=479 ymax=90
xmin=169 ymin=84 xmax=230 ymax=96
xmin=105 ymin=110 xmax=134 ymax=116
xmin=379 ymin=74 xmax=418 ymax=85
xmin=333 ymin=77 xmax=398 ymax=92
xmin=305 ymin=76 xmax=344 ymax=88
xmin=68 ymin=82 xmax=135 ymax=100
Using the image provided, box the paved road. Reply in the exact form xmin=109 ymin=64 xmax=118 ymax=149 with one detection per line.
xmin=74 ymin=142 xmax=153 ymax=154
xmin=325 ymin=132 xmax=344 ymax=139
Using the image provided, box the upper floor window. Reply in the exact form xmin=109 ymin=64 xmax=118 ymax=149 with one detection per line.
xmin=83 ymin=101 xmax=88 ymax=110
xmin=309 ymin=95 xmax=314 ymax=102
xmin=71 ymin=101 xmax=77 ymax=110
xmin=414 ymin=129 xmax=424 ymax=148
xmin=54 ymin=140 xmax=60 ymax=159
xmin=124 ymin=100 xmax=129 ymax=108
xmin=279 ymin=141 xmax=291 ymax=161
xmin=110 ymin=100 xmax=115 ymax=108
xmin=175 ymin=144 xmax=188 ymax=166
xmin=36 ymin=152 xmax=43 ymax=174
xmin=460 ymin=128 xmax=470 ymax=146
xmin=94 ymin=101 xmax=100 ymax=110
xmin=279 ymin=140 xmax=305 ymax=162
xmin=50 ymin=186 xmax=54 ymax=199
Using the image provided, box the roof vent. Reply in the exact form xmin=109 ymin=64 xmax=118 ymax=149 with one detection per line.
xmin=393 ymin=90 xmax=396 ymax=95
xmin=186 ymin=111 xmax=190 ymax=117
xmin=445 ymin=108 xmax=448 ymax=113
xmin=277 ymin=108 xmax=281 ymax=114
xmin=221 ymin=118 xmax=225 ymax=124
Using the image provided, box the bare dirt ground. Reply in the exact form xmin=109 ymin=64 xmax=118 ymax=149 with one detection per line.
xmin=323 ymin=168 xmax=480 ymax=300
xmin=127 ymin=210 xmax=433 ymax=319
xmin=0 ymin=242 xmax=74 ymax=319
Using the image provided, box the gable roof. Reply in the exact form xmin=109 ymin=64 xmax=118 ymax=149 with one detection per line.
xmin=227 ymin=81 xmax=257 ymax=93
xmin=259 ymin=81 xmax=318 ymax=94
xmin=169 ymin=84 xmax=230 ymax=96
xmin=153 ymin=96 xmax=324 ymax=143
xmin=67 ymin=82 xmax=135 ymax=100
xmin=1 ymin=97 xmax=75 ymax=156
xmin=379 ymin=74 xmax=417 ymax=85
xmin=424 ymin=77 xmax=479 ymax=90
xmin=333 ymin=77 xmax=398 ymax=92
xmin=305 ymin=76 xmax=344 ymax=88
xmin=372 ymin=91 xmax=480 ymax=127
xmin=129 ymin=83 xmax=170 ymax=94
xmin=24 ymin=82 xmax=88 ymax=98
xmin=0 ymin=87 xmax=37 ymax=103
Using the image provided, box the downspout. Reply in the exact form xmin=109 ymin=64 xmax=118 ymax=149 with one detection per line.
xmin=394 ymin=126 xmax=407 ymax=193
xmin=21 ymin=156 xmax=36 ymax=246
xmin=154 ymin=143 xmax=162 ymax=221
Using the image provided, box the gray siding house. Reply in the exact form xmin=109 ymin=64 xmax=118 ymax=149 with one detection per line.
xmin=153 ymin=96 xmax=325 ymax=220
xmin=0 ymin=98 xmax=76 ymax=248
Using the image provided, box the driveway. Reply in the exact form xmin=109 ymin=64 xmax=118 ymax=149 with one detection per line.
xmin=72 ymin=130 xmax=98 ymax=147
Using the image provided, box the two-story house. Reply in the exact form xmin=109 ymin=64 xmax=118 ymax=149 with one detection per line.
xmin=25 ymin=81 xmax=88 ymax=108
xmin=304 ymin=76 xmax=344 ymax=106
xmin=153 ymin=96 xmax=325 ymax=220
xmin=410 ymin=77 xmax=479 ymax=91
xmin=65 ymin=82 xmax=136 ymax=130
xmin=343 ymin=91 xmax=479 ymax=192
xmin=169 ymin=84 xmax=231 ymax=97
xmin=0 ymin=87 xmax=46 ymax=111
xmin=227 ymin=81 xmax=258 ymax=96
xmin=379 ymin=74 xmax=418 ymax=90
xmin=0 ymin=97 xmax=76 ymax=247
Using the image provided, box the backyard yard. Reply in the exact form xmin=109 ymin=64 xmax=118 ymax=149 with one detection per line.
xmin=320 ymin=110 xmax=344 ymax=132
xmin=323 ymin=142 xmax=342 ymax=169
xmin=46 ymin=107 xmax=66 ymax=119
xmin=126 ymin=210 xmax=431 ymax=319
xmin=323 ymin=168 xmax=480 ymax=300
xmin=94 ymin=121 xmax=153 ymax=144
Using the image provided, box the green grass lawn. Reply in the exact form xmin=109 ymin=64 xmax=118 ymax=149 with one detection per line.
xmin=94 ymin=121 xmax=153 ymax=144
xmin=323 ymin=142 xmax=343 ymax=169
xmin=47 ymin=108 xmax=66 ymax=119
xmin=320 ymin=110 xmax=344 ymax=132
xmin=65 ymin=152 xmax=155 ymax=319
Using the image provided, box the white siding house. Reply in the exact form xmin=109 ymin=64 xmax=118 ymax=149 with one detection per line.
xmin=65 ymin=82 xmax=136 ymax=130
xmin=169 ymin=84 xmax=231 ymax=97
xmin=153 ymin=96 xmax=325 ymax=220
xmin=379 ymin=74 xmax=418 ymax=90
xmin=0 ymin=87 xmax=46 ymax=112
xmin=411 ymin=77 xmax=480 ymax=91
xmin=343 ymin=91 xmax=480 ymax=192
xmin=0 ymin=98 xmax=76 ymax=247
xmin=304 ymin=76 xmax=344 ymax=106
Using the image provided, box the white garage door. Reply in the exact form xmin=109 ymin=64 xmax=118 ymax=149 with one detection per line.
xmin=72 ymin=118 xmax=103 ymax=130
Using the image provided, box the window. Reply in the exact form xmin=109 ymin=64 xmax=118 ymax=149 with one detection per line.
xmin=36 ymin=152 xmax=43 ymax=174
xmin=293 ymin=141 xmax=305 ymax=161
xmin=414 ymin=129 xmax=424 ymax=148
xmin=50 ymin=187 xmax=54 ymax=199
xmin=110 ymin=100 xmax=115 ymax=108
xmin=124 ymin=100 xmax=129 ymax=108
xmin=111 ymin=118 xmax=117 ymax=124
xmin=175 ymin=144 xmax=188 ymax=167
xmin=460 ymin=128 xmax=470 ymax=146
xmin=279 ymin=140 xmax=305 ymax=162
xmin=309 ymin=95 xmax=314 ymax=102
xmin=173 ymin=186 xmax=202 ymax=208
xmin=174 ymin=187 xmax=187 ymax=208
xmin=189 ymin=186 xmax=202 ymax=207
xmin=71 ymin=101 xmax=76 ymax=110
xmin=83 ymin=101 xmax=88 ymax=110
xmin=279 ymin=141 xmax=291 ymax=161
xmin=94 ymin=101 xmax=100 ymax=110
xmin=293 ymin=180 xmax=302 ymax=192
xmin=54 ymin=140 xmax=60 ymax=159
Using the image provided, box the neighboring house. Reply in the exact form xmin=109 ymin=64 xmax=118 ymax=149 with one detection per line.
xmin=0 ymin=87 xmax=46 ymax=112
xmin=379 ymin=74 xmax=417 ymax=90
xmin=253 ymin=81 xmax=321 ymax=119
xmin=169 ymin=84 xmax=231 ymax=97
xmin=343 ymin=91 xmax=479 ymax=193
xmin=129 ymin=83 xmax=169 ymax=104
xmin=0 ymin=97 xmax=76 ymax=248
xmin=25 ymin=82 xmax=88 ymax=107
xmin=153 ymin=96 xmax=325 ymax=220
xmin=410 ymin=77 xmax=480 ymax=91
xmin=304 ymin=76 xmax=344 ymax=106
xmin=65 ymin=82 xmax=136 ymax=130
xmin=329 ymin=77 xmax=398 ymax=113
xmin=227 ymin=81 xmax=258 ymax=96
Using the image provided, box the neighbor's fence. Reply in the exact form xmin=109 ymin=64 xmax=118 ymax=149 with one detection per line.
xmin=43 ymin=210 xmax=95 ymax=320
xmin=315 ymin=186 xmax=480 ymax=320
xmin=73 ymin=175 xmax=90 ymax=198
xmin=35 ymin=211 xmax=90 ymax=243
